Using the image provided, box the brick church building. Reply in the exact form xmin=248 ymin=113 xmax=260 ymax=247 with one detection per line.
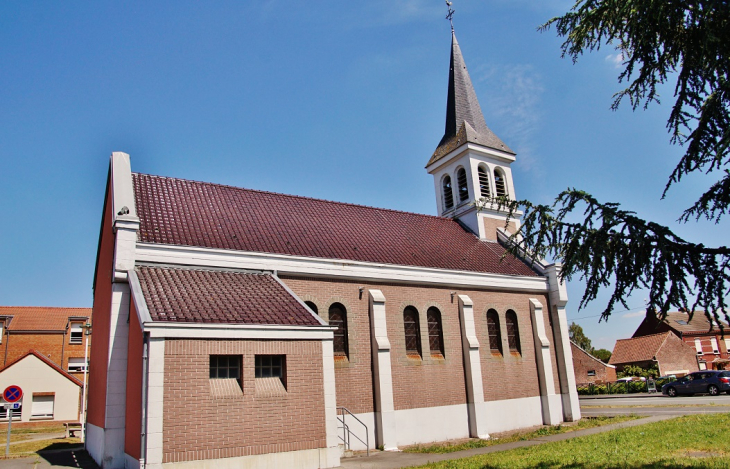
xmin=87 ymin=31 xmax=581 ymax=469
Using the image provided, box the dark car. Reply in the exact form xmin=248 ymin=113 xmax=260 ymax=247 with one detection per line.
xmin=661 ymin=370 xmax=730 ymax=397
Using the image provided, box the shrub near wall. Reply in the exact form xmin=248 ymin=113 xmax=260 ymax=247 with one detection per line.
xmin=577 ymin=380 xmax=650 ymax=395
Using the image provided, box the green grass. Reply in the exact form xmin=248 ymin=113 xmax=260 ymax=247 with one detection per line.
xmin=403 ymin=415 xmax=641 ymax=454
xmin=408 ymin=413 xmax=730 ymax=468
xmin=0 ymin=437 xmax=82 ymax=459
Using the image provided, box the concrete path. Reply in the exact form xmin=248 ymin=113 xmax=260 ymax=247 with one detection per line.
xmin=338 ymin=414 xmax=677 ymax=469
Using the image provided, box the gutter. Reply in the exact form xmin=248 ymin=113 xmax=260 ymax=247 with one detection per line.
xmin=140 ymin=332 xmax=149 ymax=469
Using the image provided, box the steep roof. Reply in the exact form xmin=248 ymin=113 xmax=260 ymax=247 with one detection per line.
xmin=0 ymin=306 xmax=91 ymax=332
xmin=0 ymin=350 xmax=83 ymax=387
xmin=609 ymin=332 xmax=672 ymax=365
xmin=570 ymin=341 xmax=615 ymax=369
xmin=135 ymin=265 xmax=323 ymax=326
xmin=429 ymin=32 xmax=513 ymax=167
xmin=132 ymin=173 xmax=539 ymax=277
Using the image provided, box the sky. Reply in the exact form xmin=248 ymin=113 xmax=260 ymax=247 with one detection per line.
xmin=1 ymin=0 xmax=726 ymax=352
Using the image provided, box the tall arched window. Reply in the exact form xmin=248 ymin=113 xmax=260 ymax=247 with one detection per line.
xmin=427 ymin=307 xmax=444 ymax=357
xmin=486 ymin=309 xmax=502 ymax=355
xmin=456 ymin=167 xmax=469 ymax=202
xmin=305 ymin=301 xmax=318 ymax=315
xmin=478 ymin=166 xmax=491 ymax=199
xmin=505 ymin=310 xmax=521 ymax=354
xmin=329 ymin=303 xmax=349 ymax=357
xmin=442 ymin=176 xmax=454 ymax=210
xmin=403 ymin=306 xmax=422 ymax=358
xmin=494 ymin=168 xmax=508 ymax=197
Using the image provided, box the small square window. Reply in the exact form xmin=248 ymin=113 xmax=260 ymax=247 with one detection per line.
xmin=210 ymin=355 xmax=241 ymax=381
xmin=68 ymin=357 xmax=88 ymax=373
xmin=587 ymin=370 xmax=596 ymax=377
xmin=255 ymin=355 xmax=286 ymax=393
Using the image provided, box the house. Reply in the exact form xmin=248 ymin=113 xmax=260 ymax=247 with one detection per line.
xmin=633 ymin=310 xmax=730 ymax=370
xmin=570 ymin=342 xmax=616 ymax=384
xmin=86 ymin=31 xmax=581 ymax=469
xmin=0 ymin=350 xmax=83 ymax=425
xmin=0 ymin=306 xmax=92 ymax=381
xmin=609 ymin=332 xmax=699 ymax=377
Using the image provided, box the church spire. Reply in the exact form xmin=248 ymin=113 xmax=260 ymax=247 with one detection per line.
xmin=428 ymin=31 xmax=513 ymax=167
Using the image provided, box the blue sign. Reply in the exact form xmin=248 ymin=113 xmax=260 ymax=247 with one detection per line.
xmin=3 ymin=385 xmax=22 ymax=403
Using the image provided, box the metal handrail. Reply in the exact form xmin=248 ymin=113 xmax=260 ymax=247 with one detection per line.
xmin=337 ymin=406 xmax=369 ymax=456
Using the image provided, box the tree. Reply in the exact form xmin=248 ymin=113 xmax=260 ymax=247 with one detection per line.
xmin=618 ymin=364 xmax=658 ymax=379
xmin=569 ymin=322 xmax=593 ymax=352
xmin=500 ymin=1 xmax=730 ymax=324
xmin=592 ymin=348 xmax=612 ymax=363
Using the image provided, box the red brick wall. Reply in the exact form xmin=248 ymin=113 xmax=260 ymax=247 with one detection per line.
xmin=124 ymin=301 xmax=143 ymax=459
xmin=682 ymin=334 xmax=729 ymax=369
xmin=2 ymin=328 xmax=89 ymax=381
xmin=571 ymin=342 xmax=616 ymax=384
xmin=162 ymin=339 xmax=326 ymax=464
xmin=656 ymin=333 xmax=700 ymax=375
xmin=281 ymin=276 xmax=560 ymax=411
xmin=87 ymin=182 xmax=115 ymax=428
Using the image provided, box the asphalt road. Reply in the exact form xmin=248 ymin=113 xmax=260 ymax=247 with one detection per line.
xmin=580 ymin=393 xmax=730 ymax=416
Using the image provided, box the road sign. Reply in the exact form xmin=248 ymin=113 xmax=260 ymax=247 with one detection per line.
xmin=2 ymin=386 xmax=22 ymax=403
xmin=2 ymin=403 xmax=19 ymax=410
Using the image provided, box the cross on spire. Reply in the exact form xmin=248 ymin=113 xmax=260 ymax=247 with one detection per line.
xmin=445 ymin=1 xmax=455 ymax=32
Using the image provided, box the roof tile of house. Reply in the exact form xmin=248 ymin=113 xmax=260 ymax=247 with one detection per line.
xmin=0 ymin=307 xmax=91 ymax=332
xmin=662 ymin=311 xmax=728 ymax=333
xmin=609 ymin=332 xmax=671 ymax=365
xmin=132 ymin=173 xmax=538 ymax=277
xmin=135 ymin=265 xmax=322 ymax=326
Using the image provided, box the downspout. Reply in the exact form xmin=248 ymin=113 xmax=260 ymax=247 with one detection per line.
xmin=140 ymin=332 xmax=149 ymax=469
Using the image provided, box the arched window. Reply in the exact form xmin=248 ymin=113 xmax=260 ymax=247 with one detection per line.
xmin=305 ymin=301 xmax=318 ymax=315
xmin=427 ymin=307 xmax=444 ymax=357
xmin=403 ymin=306 xmax=422 ymax=357
xmin=478 ymin=166 xmax=491 ymax=198
xmin=486 ymin=309 xmax=502 ymax=354
xmin=505 ymin=310 xmax=521 ymax=354
xmin=494 ymin=168 xmax=508 ymax=197
xmin=456 ymin=167 xmax=469 ymax=202
xmin=329 ymin=303 xmax=349 ymax=357
xmin=442 ymin=176 xmax=454 ymax=210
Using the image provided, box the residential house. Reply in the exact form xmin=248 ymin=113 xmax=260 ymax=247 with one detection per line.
xmin=571 ymin=342 xmax=616 ymax=384
xmin=633 ymin=310 xmax=730 ymax=370
xmin=87 ymin=31 xmax=581 ymax=469
xmin=609 ymin=332 xmax=699 ymax=377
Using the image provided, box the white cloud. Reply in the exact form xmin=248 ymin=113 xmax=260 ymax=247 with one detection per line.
xmin=622 ymin=309 xmax=646 ymax=319
xmin=475 ymin=63 xmax=544 ymax=174
xmin=605 ymin=53 xmax=624 ymax=69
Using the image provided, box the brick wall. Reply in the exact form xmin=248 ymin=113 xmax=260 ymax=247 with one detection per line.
xmin=656 ymin=333 xmax=700 ymax=374
xmin=571 ymin=342 xmax=616 ymax=384
xmin=281 ymin=276 xmax=561 ymax=411
xmin=2 ymin=328 xmax=89 ymax=381
xmin=682 ymin=334 xmax=729 ymax=369
xmin=162 ymin=339 xmax=326 ymax=464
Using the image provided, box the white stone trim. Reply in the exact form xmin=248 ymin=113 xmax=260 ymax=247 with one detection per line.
xmin=135 ymin=243 xmax=549 ymax=292
xmin=426 ymin=143 xmax=516 ymax=175
xmin=143 ymin=322 xmax=335 ymax=340
xmin=321 ymin=341 xmax=341 ymax=469
xmin=457 ymin=295 xmax=489 ymax=439
xmin=110 ymin=152 xmax=137 ymax=220
xmin=484 ymin=396 xmax=545 ymax=434
xmin=159 ymin=447 xmax=339 ymax=469
xmin=529 ymin=298 xmax=561 ymax=425
xmin=85 ymin=422 xmax=104 ymax=466
xmin=145 ymin=337 xmax=165 ymax=468
xmin=368 ymin=289 xmax=398 ymax=451
xmin=128 ymin=270 xmax=152 ymax=327
xmin=272 ymin=274 xmax=328 ymax=327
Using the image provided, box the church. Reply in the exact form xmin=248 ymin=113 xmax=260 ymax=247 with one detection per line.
xmin=86 ymin=30 xmax=581 ymax=469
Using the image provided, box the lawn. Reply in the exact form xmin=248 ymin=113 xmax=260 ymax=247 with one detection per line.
xmin=404 ymin=415 xmax=641 ymax=454
xmin=409 ymin=413 xmax=730 ymax=468
xmin=0 ymin=425 xmax=81 ymax=459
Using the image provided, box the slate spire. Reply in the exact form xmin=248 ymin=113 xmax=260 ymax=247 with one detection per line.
xmin=429 ymin=31 xmax=513 ymax=166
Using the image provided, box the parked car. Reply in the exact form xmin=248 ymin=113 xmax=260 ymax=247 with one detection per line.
xmin=661 ymin=371 xmax=730 ymax=397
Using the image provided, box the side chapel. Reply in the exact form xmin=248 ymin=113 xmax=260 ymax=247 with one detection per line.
xmin=86 ymin=30 xmax=581 ymax=469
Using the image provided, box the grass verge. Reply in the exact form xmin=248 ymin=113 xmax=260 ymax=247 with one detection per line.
xmin=0 ymin=438 xmax=82 ymax=459
xmin=408 ymin=413 xmax=730 ymax=468
xmin=403 ymin=415 xmax=641 ymax=454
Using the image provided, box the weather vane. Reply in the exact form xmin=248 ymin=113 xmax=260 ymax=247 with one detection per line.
xmin=445 ymin=1 xmax=455 ymax=32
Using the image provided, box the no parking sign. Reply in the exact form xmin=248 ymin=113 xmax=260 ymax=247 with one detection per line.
xmin=2 ymin=385 xmax=22 ymax=403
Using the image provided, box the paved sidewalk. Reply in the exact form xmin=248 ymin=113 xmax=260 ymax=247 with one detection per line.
xmin=338 ymin=414 xmax=678 ymax=469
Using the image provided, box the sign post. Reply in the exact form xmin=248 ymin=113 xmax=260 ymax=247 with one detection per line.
xmin=3 ymin=385 xmax=23 ymax=457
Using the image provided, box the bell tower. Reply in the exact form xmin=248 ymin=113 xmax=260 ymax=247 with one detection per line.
xmin=426 ymin=30 xmax=520 ymax=241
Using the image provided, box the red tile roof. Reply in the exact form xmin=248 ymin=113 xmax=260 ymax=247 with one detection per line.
xmin=662 ymin=311 xmax=728 ymax=334
xmin=0 ymin=350 xmax=82 ymax=387
xmin=132 ymin=173 xmax=538 ymax=277
xmin=608 ymin=332 xmax=671 ymax=365
xmin=0 ymin=307 xmax=91 ymax=332
xmin=135 ymin=265 xmax=322 ymax=326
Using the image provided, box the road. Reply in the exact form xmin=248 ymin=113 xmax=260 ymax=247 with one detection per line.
xmin=580 ymin=393 xmax=730 ymax=416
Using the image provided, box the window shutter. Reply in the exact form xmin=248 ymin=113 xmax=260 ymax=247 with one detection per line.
xmin=711 ymin=338 xmax=720 ymax=354
xmin=695 ymin=338 xmax=703 ymax=354
xmin=31 ymin=395 xmax=54 ymax=418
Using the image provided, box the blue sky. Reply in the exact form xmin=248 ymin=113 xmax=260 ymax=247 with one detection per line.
xmin=1 ymin=1 xmax=726 ymax=351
